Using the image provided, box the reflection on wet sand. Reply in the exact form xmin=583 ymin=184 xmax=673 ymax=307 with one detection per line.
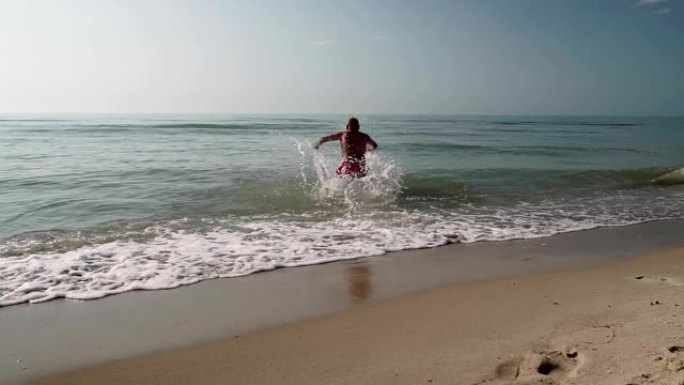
xmin=345 ymin=262 xmax=372 ymax=302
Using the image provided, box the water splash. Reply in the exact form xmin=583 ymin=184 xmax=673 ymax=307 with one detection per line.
xmin=340 ymin=153 xmax=404 ymax=208
xmin=291 ymin=138 xmax=404 ymax=209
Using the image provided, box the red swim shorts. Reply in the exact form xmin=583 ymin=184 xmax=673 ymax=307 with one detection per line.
xmin=336 ymin=158 xmax=366 ymax=177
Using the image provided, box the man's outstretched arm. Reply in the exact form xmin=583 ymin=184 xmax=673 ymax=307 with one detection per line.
xmin=314 ymin=132 xmax=343 ymax=149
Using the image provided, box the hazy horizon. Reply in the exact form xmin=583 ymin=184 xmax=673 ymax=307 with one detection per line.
xmin=2 ymin=112 xmax=684 ymax=118
xmin=2 ymin=0 xmax=683 ymax=116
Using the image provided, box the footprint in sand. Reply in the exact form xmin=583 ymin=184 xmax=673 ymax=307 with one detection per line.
xmin=621 ymin=346 xmax=684 ymax=384
xmin=665 ymin=345 xmax=684 ymax=372
xmin=483 ymin=348 xmax=583 ymax=384
xmin=633 ymin=275 xmax=682 ymax=286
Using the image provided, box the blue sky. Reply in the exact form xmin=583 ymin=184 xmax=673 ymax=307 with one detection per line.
xmin=1 ymin=0 xmax=682 ymax=115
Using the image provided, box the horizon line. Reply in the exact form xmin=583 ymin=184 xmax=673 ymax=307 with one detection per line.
xmin=1 ymin=112 xmax=683 ymax=118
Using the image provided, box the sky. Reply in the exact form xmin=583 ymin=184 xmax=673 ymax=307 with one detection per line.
xmin=0 ymin=0 xmax=682 ymax=115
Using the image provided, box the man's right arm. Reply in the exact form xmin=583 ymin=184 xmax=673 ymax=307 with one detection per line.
xmin=314 ymin=132 xmax=343 ymax=149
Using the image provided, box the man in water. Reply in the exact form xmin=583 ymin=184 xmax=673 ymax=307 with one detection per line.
xmin=314 ymin=117 xmax=378 ymax=178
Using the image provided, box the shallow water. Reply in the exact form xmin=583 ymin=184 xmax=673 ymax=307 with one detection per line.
xmin=1 ymin=114 xmax=683 ymax=306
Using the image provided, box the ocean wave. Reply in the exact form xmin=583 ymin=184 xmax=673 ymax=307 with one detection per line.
xmin=394 ymin=142 xmax=653 ymax=157
xmin=2 ymin=115 xmax=683 ymax=307
xmin=140 ymin=123 xmax=264 ymax=129
xmin=400 ymin=166 xmax=684 ymax=193
xmin=2 ymin=157 xmax=683 ymax=307
xmin=0 ymin=119 xmax=69 ymax=122
xmin=493 ymin=121 xmax=640 ymax=127
xmin=3 ymin=122 xmax=323 ymax=134
xmin=2 ymin=196 xmax=684 ymax=307
xmin=572 ymin=166 xmax=684 ymax=186
xmin=395 ymin=142 xmax=492 ymax=152
xmin=653 ymin=167 xmax=684 ymax=186
xmin=90 ymin=122 xmax=324 ymax=130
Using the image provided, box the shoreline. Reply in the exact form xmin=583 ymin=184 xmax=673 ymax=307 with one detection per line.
xmin=2 ymin=218 xmax=684 ymax=384
xmin=34 ymin=245 xmax=684 ymax=385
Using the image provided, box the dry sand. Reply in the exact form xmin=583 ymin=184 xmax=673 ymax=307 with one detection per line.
xmin=32 ymin=246 xmax=684 ymax=385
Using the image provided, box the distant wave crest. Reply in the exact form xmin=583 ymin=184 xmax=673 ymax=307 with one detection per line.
xmin=653 ymin=167 xmax=684 ymax=186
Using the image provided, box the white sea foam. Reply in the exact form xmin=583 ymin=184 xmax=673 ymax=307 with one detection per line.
xmin=2 ymin=142 xmax=683 ymax=307
xmin=2 ymin=202 xmax=681 ymax=307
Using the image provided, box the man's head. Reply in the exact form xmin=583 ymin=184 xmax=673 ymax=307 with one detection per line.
xmin=346 ymin=117 xmax=360 ymax=132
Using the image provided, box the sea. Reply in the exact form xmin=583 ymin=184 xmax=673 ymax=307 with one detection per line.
xmin=1 ymin=114 xmax=683 ymax=307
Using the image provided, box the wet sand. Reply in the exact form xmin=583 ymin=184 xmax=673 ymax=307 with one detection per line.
xmin=3 ymin=219 xmax=684 ymax=384
xmin=34 ymin=246 xmax=684 ymax=385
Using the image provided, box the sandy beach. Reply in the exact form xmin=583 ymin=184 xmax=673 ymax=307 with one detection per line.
xmin=3 ymin=1 xmax=683 ymax=384
xmin=13 ymin=219 xmax=683 ymax=385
